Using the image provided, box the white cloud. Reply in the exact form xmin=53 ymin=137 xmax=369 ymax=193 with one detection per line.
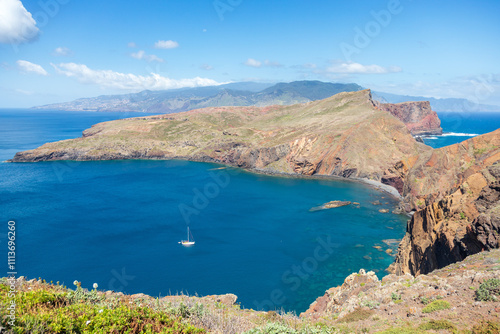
xmin=53 ymin=47 xmax=73 ymax=56
xmin=263 ymin=60 xmax=283 ymax=68
xmin=302 ymin=63 xmax=317 ymax=69
xmin=244 ymin=58 xmax=262 ymax=68
xmin=244 ymin=58 xmax=283 ymax=68
xmin=130 ymin=50 xmax=164 ymax=63
xmin=0 ymin=0 xmax=39 ymax=44
xmin=327 ymin=62 xmax=402 ymax=74
xmin=15 ymin=88 xmax=33 ymax=95
xmin=17 ymin=60 xmax=48 ymax=76
xmin=373 ymin=74 xmax=500 ymax=107
xmin=127 ymin=42 xmax=137 ymax=48
xmin=154 ymin=40 xmax=179 ymax=49
xmin=51 ymin=62 xmax=224 ymax=91
xmin=200 ymin=63 xmax=214 ymax=71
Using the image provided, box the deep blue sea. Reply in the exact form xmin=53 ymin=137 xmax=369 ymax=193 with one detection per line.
xmin=422 ymin=111 xmax=500 ymax=148
xmin=1 ymin=109 xmax=499 ymax=313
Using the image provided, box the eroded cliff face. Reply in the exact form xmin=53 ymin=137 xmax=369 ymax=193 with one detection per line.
xmin=10 ymin=90 xmax=431 ymax=183
xmin=376 ymin=100 xmax=442 ymax=136
xmin=383 ymin=129 xmax=500 ymax=211
xmin=389 ymin=163 xmax=500 ymax=276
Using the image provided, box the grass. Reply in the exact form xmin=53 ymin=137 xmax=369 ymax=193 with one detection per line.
xmin=418 ymin=319 xmax=457 ymax=333
xmin=471 ymin=320 xmax=500 ymax=334
xmin=377 ymin=326 xmax=424 ymax=334
xmin=421 ymin=300 xmax=451 ymax=313
xmin=338 ymin=308 xmax=374 ymax=323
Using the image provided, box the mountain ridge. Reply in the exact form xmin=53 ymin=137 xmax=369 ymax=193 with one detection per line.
xmin=34 ymin=80 xmax=500 ymax=113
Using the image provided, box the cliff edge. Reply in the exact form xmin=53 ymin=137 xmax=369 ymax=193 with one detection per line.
xmin=377 ymin=100 xmax=442 ymax=136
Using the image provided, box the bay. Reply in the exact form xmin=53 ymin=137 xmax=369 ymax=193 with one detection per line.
xmin=9 ymin=108 xmax=496 ymax=312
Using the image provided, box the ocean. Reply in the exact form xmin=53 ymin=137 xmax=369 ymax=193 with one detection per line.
xmin=422 ymin=111 xmax=500 ymax=148
xmin=1 ymin=109 xmax=499 ymax=313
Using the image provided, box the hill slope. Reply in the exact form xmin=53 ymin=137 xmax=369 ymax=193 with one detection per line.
xmin=12 ymin=90 xmax=430 ymax=183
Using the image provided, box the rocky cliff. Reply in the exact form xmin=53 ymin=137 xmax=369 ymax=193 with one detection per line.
xmin=388 ymin=163 xmax=500 ymax=275
xmin=382 ymin=129 xmax=500 ymax=211
xmin=376 ymin=101 xmax=442 ymax=136
xmin=302 ymin=249 xmax=500 ymax=332
xmin=381 ymin=129 xmax=500 ymax=276
xmin=10 ymin=90 xmax=432 ymax=184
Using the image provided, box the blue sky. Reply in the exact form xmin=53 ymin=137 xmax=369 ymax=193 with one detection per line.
xmin=1 ymin=0 xmax=499 ymax=107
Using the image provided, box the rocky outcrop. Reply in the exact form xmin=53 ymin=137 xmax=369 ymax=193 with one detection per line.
xmin=377 ymin=100 xmax=442 ymax=136
xmin=302 ymin=250 xmax=500 ymax=329
xmin=323 ymin=201 xmax=352 ymax=209
xmin=10 ymin=90 xmax=431 ymax=185
xmin=389 ymin=164 xmax=500 ymax=275
xmin=383 ymin=129 xmax=500 ymax=211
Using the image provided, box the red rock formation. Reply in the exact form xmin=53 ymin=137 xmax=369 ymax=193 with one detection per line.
xmin=377 ymin=101 xmax=442 ymax=136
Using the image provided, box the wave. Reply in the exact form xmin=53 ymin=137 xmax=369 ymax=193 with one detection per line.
xmin=440 ymin=132 xmax=479 ymax=137
xmin=421 ymin=136 xmax=439 ymax=140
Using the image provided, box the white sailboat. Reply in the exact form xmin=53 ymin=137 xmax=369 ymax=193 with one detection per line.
xmin=179 ymin=226 xmax=195 ymax=246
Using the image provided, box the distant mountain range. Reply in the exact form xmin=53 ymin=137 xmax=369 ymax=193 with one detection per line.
xmin=34 ymin=80 xmax=500 ymax=113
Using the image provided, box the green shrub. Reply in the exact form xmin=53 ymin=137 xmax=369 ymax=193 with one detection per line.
xmin=418 ymin=319 xmax=456 ymax=332
xmin=475 ymin=278 xmax=500 ymax=301
xmin=419 ymin=296 xmax=429 ymax=305
xmin=363 ymin=300 xmax=380 ymax=309
xmin=378 ymin=327 xmax=424 ymax=334
xmin=421 ymin=300 xmax=451 ymax=313
xmin=244 ymin=322 xmax=336 ymax=334
xmin=471 ymin=320 xmax=500 ymax=334
xmin=0 ymin=284 xmax=205 ymax=333
xmin=391 ymin=292 xmax=401 ymax=302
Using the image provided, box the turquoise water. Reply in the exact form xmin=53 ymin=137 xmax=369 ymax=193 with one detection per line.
xmin=2 ymin=109 xmax=497 ymax=312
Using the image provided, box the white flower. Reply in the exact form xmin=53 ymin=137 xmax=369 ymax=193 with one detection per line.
xmin=86 ymin=320 xmax=91 ymax=325
xmin=73 ymin=280 xmax=78 ymax=286
xmin=99 ymin=309 xmax=103 ymax=313
xmin=93 ymin=283 xmax=98 ymax=289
